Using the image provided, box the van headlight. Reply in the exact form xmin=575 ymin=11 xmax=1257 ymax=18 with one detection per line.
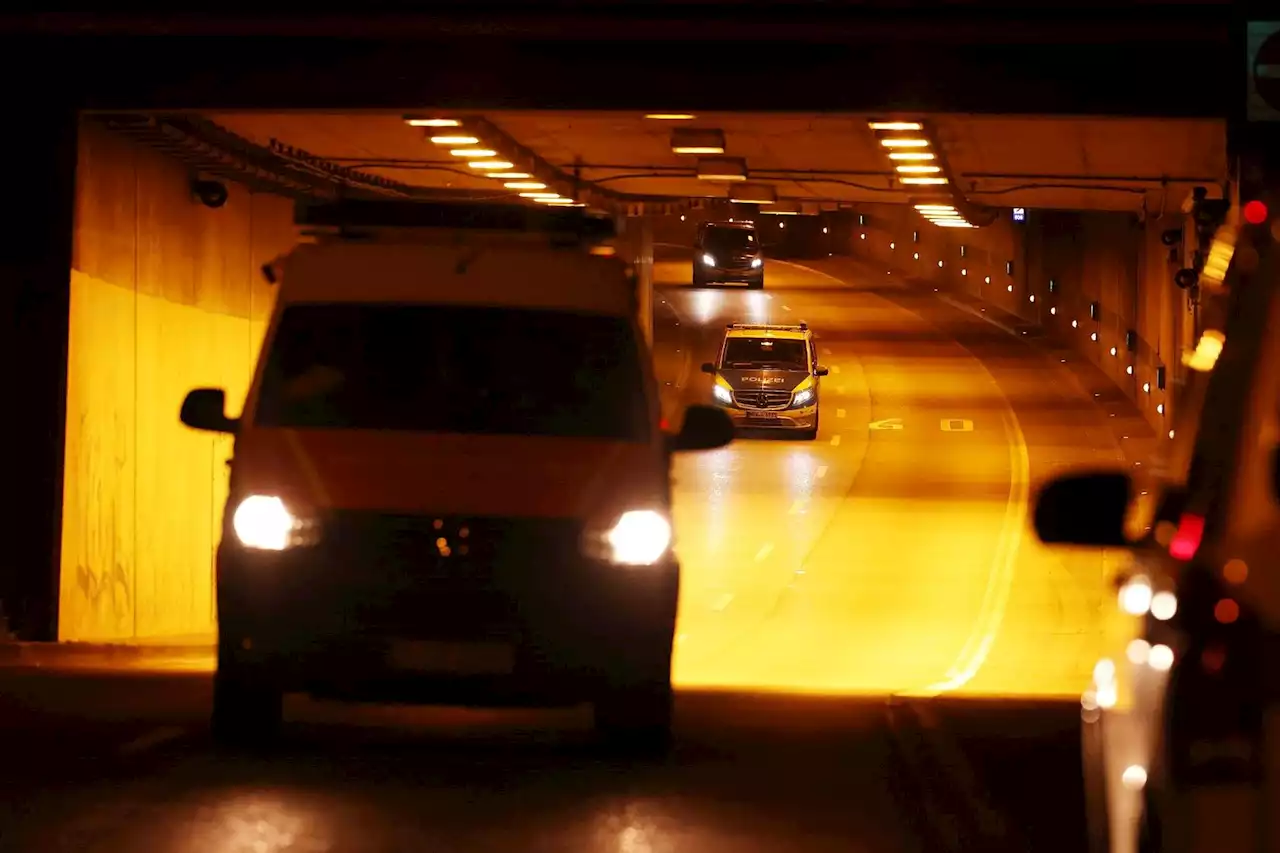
xmin=791 ymin=388 xmax=813 ymax=407
xmin=583 ymin=510 xmax=673 ymax=566
xmin=702 ymin=253 xmax=716 ymax=266
xmin=713 ymin=384 xmax=733 ymax=404
xmin=231 ymin=495 xmax=317 ymax=550
xmin=751 ymin=257 xmax=763 ymax=268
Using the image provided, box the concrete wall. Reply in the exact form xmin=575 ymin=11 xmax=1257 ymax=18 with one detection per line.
xmin=61 ymin=120 xmax=296 ymax=641
xmin=842 ymin=203 xmax=1192 ymax=433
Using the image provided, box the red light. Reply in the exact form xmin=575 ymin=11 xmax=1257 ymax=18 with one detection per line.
xmin=1169 ymin=513 xmax=1205 ymax=561
xmin=1215 ymin=598 xmax=1240 ymax=624
xmin=660 ymin=417 xmax=670 ymax=431
xmin=1243 ymin=200 xmax=1268 ymax=225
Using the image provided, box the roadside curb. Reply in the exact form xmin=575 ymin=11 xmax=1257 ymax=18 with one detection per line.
xmin=0 ymin=640 xmax=215 ymax=668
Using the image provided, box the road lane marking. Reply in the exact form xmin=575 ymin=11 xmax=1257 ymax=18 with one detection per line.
xmin=830 ymin=364 xmax=842 ymax=374
xmin=815 ymin=465 xmax=828 ymax=479
xmin=772 ymin=259 xmax=850 ymax=285
xmin=755 ymin=542 xmax=774 ymax=561
xmin=118 ymin=726 xmax=187 ymax=756
xmin=836 ymin=408 xmax=847 ymax=418
xmin=782 ymin=305 xmax=792 ymax=311
xmin=788 ymin=499 xmax=808 ymax=514
xmin=712 ymin=592 xmax=736 ymax=612
xmin=940 ymin=418 xmax=974 ymax=432
xmin=830 ymin=434 xmax=842 ymax=446
xmin=822 ymin=347 xmax=832 ymax=355
xmin=921 ymin=407 xmax=1031 ymax=695
xmin=869 ymin=418 xmax=905 ymax=430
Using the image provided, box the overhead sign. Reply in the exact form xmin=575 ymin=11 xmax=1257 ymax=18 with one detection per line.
xmin=1012 ymin=207 xmax=1026 ymax=222
xmin=1247 ymin=21 xmax=1280 ymax=122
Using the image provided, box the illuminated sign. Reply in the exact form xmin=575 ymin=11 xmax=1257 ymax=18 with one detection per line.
xmin=1012 ymin=207 xmax=1026 ymax=222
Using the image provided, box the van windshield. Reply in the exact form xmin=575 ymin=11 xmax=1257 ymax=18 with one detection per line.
xmin=702 ymin=227 xmax=756 ymax=252
xmin=255 ymin=303 xmax=651 ymax=441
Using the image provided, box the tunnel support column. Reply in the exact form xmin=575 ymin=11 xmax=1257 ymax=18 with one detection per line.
xmin=620 ymin=214 xmax=655 ymax=347
xmin=0 ymin=105 xmax=77 ymax=641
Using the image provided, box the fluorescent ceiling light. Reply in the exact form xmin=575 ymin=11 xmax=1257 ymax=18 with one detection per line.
xmin=490 ymin=172 xmax=531 ymax=179
xmin=406 ymin=117 xmax=459 ymax=127
xmin=869 ymin=121 xmax=923 ymax=131
xmin=469 ymin=161 xmax=515 ymax=170
xmin=519 ymin=192 xmax=559 ymax=199
xmin=451 ymin=148 xmax=496 ymax=158
xmin=900 ymin=177 xmax=948 ymax=185
xmin=672 ymin=128 xmax=727 ymax=155
xmin=504 ymin=182 xmax=546 ymax=190
xmin=880 ymin=138 xmax=930 ymax=148
xmin=697 ymin=156 xmax=748 ymax=182
xmin=647 ymin=113 xmax=697 ymax=120
xmin=897 ymin=165 xmax=941 ymax=174
xmin=430 ymin=135 xmax=479 ymax=145
xmin=889 ymin=152 xmax=935 ymax=160
xmin=729 ymin=182 xmax=778 ymax=205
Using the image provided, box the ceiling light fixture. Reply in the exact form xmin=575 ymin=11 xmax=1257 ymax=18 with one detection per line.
xmin=900 ymin=177 xmax=949 ymax=185
xmin=505 ymin=182 xmax=547 ymax=190
xmin=489 ymin=172 xmax=531 ymax=179
xmin=469 ymin=160 xmax=515 ymax=170
xmin=451 ymin=148 xmax=497 ymax=158
xmin=405 ymin=117 xmax=459 ymax=127
xmin=519 ymin=192 xmax=559 ymax=199
xmin=869 ymin=121 xmax=923 ymax=131
xmin=880 ymin=138 xmax=931 ymax=148
xmin=671 ymin=128 xmax=727 ymax=155
xmin=896 ymin=165 xmax=942 ymax=174
xmin=646 ymin=113 xmax=696 ymax=120
xmin=728 ymin=182 xmax=778 ymax=205
xmin=697 ymin=156 xmax=748 ymax=182
xmin=430 ymin=135 xmax=479 ymax=145
xmin=889 ymin=152 xmax=936 ymax=160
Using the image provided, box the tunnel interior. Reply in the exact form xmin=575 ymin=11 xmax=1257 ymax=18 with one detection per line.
xmin=36 ymin=105 xmax=1226 ymax=700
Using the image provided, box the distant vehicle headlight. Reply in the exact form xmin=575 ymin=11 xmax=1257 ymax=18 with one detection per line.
xmin=751 ymin=257 xmax=763 ymax=268
xmin=231 ymin=495 xmax=316 ymax=550
xmin=792 ymin=388 xmax=813 ymax=406
xmin=713 ymin=385 xmax=733 ymax=404
xmin=582 ymin=510 xmax=673 ymax=566
xmin=702 ymin=253 xmax=716 ymax=266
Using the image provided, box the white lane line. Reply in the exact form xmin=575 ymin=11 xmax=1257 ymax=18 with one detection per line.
xmin=712 ymin=592 xmax=736 ymax=612
xmin=837 ymin=408 xmax=847 ymax=418
xmin=830 ymin=365 xmax=842 ymax=374
xmin=830 ymin=434 xmax=842 ymax=446
xmin=788 ymin=499 xmax=808 ymax=514
xmin=773 ymin=259 xmax=851 ymax=285
xmin=117 ymin=726 xmax=187 ymax=756
xmin=816 ymin=465 xmax=829 ymax=479
xmin=755 ymin=542 xmax=774 ymax=561
xmin=822 ymin=347 xmax=832 ymax=355
xmin=782 ymin=305 xmax=792 ymax=311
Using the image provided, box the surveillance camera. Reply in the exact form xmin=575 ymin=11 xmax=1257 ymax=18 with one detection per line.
xmin=1161 ymin=228 xmax=1183 ymax=247
xmin=1174 ymin=268 xmax=1199 ymax=290
xmin=191 ymin=179 xmax=229 ymax=209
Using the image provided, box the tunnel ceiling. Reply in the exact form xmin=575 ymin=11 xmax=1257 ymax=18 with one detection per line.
xmin=200 ymin=110 xmax=1226 ymax=216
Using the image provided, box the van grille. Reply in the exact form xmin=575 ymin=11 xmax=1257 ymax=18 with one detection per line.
xmin=734 ymin=389 xmax=792 ymax=409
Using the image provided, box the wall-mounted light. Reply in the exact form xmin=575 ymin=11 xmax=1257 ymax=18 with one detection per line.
xmin=1048 ymin=279 xmax=1057 ymax=293
xmin=960 ymin=245 xmax=967 ymax=258
xmin=1006 ymin=260 xmax=1015 ymax=276
xmin=913 ymin=231 xmax=920 ymax=243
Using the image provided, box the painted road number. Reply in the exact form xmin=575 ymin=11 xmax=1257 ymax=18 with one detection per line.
xmin=869 ymin=418 xmax=905 ymax=430
xmin=941 ymin=418 xmax=974 ymax=432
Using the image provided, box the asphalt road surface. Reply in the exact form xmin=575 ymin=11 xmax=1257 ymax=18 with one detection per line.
xmin=0 ymin=249 xmax=1136 ymax=853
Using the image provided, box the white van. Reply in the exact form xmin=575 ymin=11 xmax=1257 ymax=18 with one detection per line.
xmin=180 ymin=201 xmax=734 ymax=752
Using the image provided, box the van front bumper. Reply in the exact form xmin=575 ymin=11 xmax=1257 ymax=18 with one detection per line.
xmin=215 ymin=512 xmax=678 ymax=705
xmin=725 ymin=403 xmax=817 ymax=430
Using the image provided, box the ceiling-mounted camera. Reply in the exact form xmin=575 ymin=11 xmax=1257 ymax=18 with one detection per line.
xmin=1161 ymin=228 xmax=1183 ymax=247
xmin=1174 ymin=268 xmax=1199 ymax=289
xmin=191 ymin=179 xmax=229 ymax=209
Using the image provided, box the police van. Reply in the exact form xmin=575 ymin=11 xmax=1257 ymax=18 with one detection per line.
xmin=179 ymin=200 xmax=734 ymax=752
xmin=701 ymin=322 xmax=828 ymax=440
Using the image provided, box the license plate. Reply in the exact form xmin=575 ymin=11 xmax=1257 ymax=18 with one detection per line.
xmin=387 ymin=640 xmax=515 ymax=675
xmin=747 ymin=412 xmax=780 ymax=420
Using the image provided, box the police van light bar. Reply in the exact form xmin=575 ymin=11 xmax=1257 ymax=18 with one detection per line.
xmin=295 ymin=199 xmax=616 ymax=241
xmin=726 ymin=322 xmax=808 ymax=331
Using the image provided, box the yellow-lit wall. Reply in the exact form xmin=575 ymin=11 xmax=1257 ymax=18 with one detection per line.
xmin=60 ymin=120 xmax=297 ymax=642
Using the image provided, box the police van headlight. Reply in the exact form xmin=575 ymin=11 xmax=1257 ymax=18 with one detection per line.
xmin=713 ymin=385 xmax=733 ymax=404
xmin=582 ymin=510 xmax=673 ymax=566
xmin=702 ymin=253 xmax=716 ymax=266
xmin=791 ymin=388 xmax=813 ymax=407
xmin=231 ymin=495 xmax=317 ymax=550
xmin=751 ymin=257 xmax=763 ymax=268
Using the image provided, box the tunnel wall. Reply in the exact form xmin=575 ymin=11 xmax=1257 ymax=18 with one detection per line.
xmin=60 ymin=120 xmax=297 ymax=642
xmin=843 ymin=203 xmax=1190 ymax=433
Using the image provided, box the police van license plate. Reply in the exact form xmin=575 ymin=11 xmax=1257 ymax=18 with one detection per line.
xmin=387 ymin=640 xmax=515 ymax=674
xmin=748 ymin=412 xmax=780 ymax=420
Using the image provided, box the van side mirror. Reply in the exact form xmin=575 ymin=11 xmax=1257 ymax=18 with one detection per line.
xmin=667 ymin=404 xmax=734 ymax=453
xmin=815 ymin=366 xmax=830 ymax=377
xmin=1033 ymin=471 xmax=1133 ymax=547
xmin=701 ymin=362 xmax=717 ymax=374
xmin=180 ymin=388 xmax=239 ymax=434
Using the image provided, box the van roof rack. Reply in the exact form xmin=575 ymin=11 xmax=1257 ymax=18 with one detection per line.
xmin=726 ymin=322 xmax=808 ymax=331
xmin=295 ymin=199 xmax=616 ymax=242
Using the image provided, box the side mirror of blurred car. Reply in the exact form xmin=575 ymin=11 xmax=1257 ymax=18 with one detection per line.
xmin=815 ymin=366 xmax=830 ymax=377
xmin=667 ymin=404 xmax=734 ymax=453
xmin=1033 ymin=470 xmax=1133 ymax=547
xmin=700 ymin=362 xmax=717 ymax=374
xmin=180 ymin=388 xmax=239 ymax=434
